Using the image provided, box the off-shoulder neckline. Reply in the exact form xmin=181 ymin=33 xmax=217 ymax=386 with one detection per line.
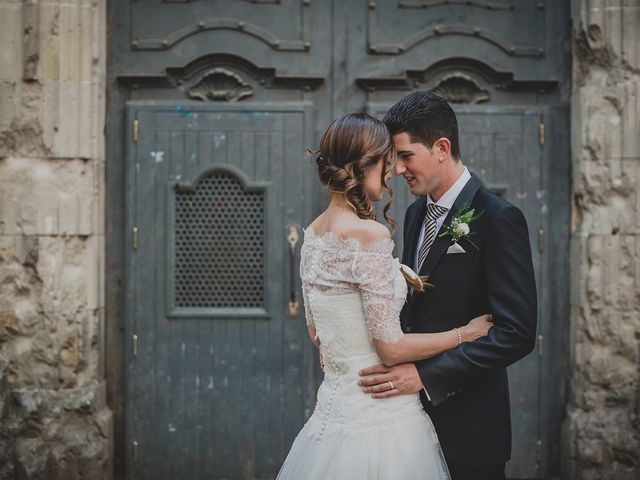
xmin=304 ymin=227 xmax=395 ymax=252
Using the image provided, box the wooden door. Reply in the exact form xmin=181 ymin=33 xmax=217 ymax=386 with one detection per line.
xmin=109 ymin=1 xmax=570 ymax=478
xmin=125 ymin=104 xmax=317 ymax=479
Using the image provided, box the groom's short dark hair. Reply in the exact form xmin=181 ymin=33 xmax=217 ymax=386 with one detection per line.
xmin=383 ymin=91 xmax=461 ymax=160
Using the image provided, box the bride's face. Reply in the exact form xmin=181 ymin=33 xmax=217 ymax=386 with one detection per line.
xmin=363 ymin=156 xmax=393 ymax=201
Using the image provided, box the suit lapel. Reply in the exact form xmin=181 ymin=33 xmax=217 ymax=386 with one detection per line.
xmin=419 ymin=175 xmax=481 ymax=277
xmin=402 ymin=196 xmax=428 ymax=268
xmin=406 ymin=175 xmax=482 ymax=311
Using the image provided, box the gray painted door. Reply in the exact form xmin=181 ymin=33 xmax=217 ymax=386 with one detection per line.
xmin=111 ymin=1 xmax=570 ymax=478
xmin=125 ymin=103 xmax=317 ymax=479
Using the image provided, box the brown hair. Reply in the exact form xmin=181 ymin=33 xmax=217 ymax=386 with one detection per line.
xmin=306 ymin=113 xmax=396 ymax=233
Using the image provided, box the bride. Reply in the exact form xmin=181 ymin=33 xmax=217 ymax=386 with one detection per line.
xmin=276 ymin=113 xmax=492 ymax=480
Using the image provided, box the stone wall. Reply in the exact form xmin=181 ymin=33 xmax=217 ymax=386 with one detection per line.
xmin=566 ymin=0 xmax=640 ymax=478
xmin=0 ymin=1 xmax=111 ymax=479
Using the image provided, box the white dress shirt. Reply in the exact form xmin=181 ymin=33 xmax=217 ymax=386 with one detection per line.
xmin=413 ymin=167 xmax=472 ymax=271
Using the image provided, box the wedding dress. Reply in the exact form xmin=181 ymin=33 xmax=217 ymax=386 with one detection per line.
xmin=276 ymin=229 xmax=450 ymax=480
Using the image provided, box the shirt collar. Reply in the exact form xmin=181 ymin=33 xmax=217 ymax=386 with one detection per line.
xmin=426 ymin=166 xmax=471 ymax=211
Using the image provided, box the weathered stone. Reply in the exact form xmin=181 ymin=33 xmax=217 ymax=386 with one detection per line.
xmin=3 ymin=383 xmax=112 ymax=480
xmin=568 ymin=1 xmax=640 ymax=478
xmin=0 ymin=1 xmax=110 ymax=477
xmin=0 ymin=2 xmax=23 ymax=85
xmin=0 ymin=158 xmax=96 ymax=236
xmin=0 ymin=0 xmax=106 ymax=160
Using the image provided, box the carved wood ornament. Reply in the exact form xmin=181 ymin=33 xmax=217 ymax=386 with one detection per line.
xmin=187 ymin=68 xmax=254 ymax=102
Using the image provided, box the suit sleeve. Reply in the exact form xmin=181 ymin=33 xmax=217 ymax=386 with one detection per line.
xmin=415 ymin=205 xmax=537 ymax=406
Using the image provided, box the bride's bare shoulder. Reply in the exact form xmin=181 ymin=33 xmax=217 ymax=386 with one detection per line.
xmin=306 ymin=213 xmax=390 ymax=246
xmin=340 ymin=219 xmax=391 ymax=246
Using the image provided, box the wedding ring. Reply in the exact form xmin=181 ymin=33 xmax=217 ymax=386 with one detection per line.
xmin=388 ymin=381 xmax=394 ymax=391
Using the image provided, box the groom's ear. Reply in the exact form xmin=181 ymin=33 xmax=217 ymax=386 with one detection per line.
xmin=433 ymin=137 xmax=452 ymax=159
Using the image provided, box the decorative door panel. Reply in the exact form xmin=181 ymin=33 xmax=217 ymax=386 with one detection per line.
xmin=367 ymin=0 xmax=546 ymax=59
xmin=125 ymin=103 xmax=317 ymax=480
xmin=355 ymin=0 xmax=563 ymax=88
xmin=119 ymin=0 xmax=330 ymax=86
xmin=131 ymin=0 xmax=311 ymax=52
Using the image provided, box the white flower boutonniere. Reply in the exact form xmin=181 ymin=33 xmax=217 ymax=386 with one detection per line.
xmin=439 ymin=204 xmax=482 ymax=250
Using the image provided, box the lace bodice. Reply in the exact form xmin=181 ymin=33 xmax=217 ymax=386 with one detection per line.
xmin=300 ymin=228 xmax=407 ymax=344
xmin=295 ymin=228 xmax=431 ymax=440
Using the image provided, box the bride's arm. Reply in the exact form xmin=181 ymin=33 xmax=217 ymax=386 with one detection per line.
xmin=351 ymin=227 xmax=491 ymax=367
xmin=301 ymin=281 xmax=320 ymax=348
xmin=307 ymin=325 xmax=320 ymax=348
xmin=373 ymin=314 xmax=492 ymax=366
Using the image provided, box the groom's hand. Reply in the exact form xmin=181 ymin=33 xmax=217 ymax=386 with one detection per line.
xmin=357 ymin=363 xmax=424 ymax=399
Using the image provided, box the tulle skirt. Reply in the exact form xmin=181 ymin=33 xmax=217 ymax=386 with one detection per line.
xmin=276 ymin=409 xmax=451 ymax=480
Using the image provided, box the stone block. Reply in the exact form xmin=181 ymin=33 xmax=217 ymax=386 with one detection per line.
xmin=0 ymin=81 xmax=18 ymax=157
xmin=622 ymin=80 xmax=640 ymax=159
xmin=621 ymin=5 xmax=639 ymax=72
xmin=41 ymin=81 xmax=94 ymax=159
xmin=94 ymin=160 xmax=106 ymax=237
xmin=36 ymin=0 xmax=106 ymax=160
xmin=0 ymin=157 xmax=96 ymax=236
xmin=583 ymin=2 xmax=639 ymax=71
xmin=37 ymin=235 xmax=101 ymax=312
xmin=0 ymin=233 xmax=102 ymax=390
xmin=583 ymin=87 xmax=624 ymax=161
xmin=567 ymin=407 xmax=640 ymax=479
xmin=585 ymin=234 xmax=638 ymax=310
xmin=576 ymin=160 xmax=637 ymax=234
xmin=0 ymin=1 xmax=23 ymax=83
xmin=0 ymin=0 xmax=106 ymax=160
xmin=7 ymin=382 xmax=113 ymax=480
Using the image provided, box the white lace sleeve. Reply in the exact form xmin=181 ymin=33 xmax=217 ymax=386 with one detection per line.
xmin=354 ymin=248 xmax=405 ymax=343
xmin=301 ymin=284 xmax=314 ymax=327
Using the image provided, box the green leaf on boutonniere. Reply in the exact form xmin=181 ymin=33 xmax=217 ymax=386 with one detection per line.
xmin=438 ymin=203 xmax=483 ymax=250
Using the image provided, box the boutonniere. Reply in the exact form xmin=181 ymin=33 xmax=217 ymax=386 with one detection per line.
xmin=399 ymin=264 xmax=432 ymax=293
xmin=439 ymin=203 xmax=482 ymax=250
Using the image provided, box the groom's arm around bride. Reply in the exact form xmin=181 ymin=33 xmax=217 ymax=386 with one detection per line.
xmin=414 ymin=201 xmax=537 ymax=405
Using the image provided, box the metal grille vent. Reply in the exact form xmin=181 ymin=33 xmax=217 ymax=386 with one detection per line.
xmin=174 ymin=172 xmax=265 ymax=308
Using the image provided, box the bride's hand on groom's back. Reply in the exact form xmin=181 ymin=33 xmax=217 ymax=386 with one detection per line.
xmin=461 ymin=314 xmax=493 ymax=342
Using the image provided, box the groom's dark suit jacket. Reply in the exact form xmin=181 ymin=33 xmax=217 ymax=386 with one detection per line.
xmin=400 ymin=175 xmax=537 ymax=467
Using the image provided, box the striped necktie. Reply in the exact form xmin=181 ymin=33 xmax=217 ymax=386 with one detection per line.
xmin=417 ymin=203 xmax=448 ymax=271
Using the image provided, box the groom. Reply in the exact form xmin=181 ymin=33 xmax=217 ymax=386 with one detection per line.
xmin=358 ymin=92 xmax=537 ymax=480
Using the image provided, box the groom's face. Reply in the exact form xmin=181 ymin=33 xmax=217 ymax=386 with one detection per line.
xmin=392 ymin=132 xmax=442 ymax=197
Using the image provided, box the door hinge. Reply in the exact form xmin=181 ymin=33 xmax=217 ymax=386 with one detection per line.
xmin=536 ymin=439 xmax=542 ymax=463
xmin=132 ymin=334 xmax=138 ymax=357
xmin=538 ymin=228 xmax=544 ymax=253
xmin=133 ymin=119 xmax=139 ymax=143
xmin=538 ymin=334 xmax=544 ymax=357
xmin=133 ymin=440 xmax=139 ymax=463
xmin=539 ymin=123 xmax=544 ymax=147
xmin=132 ymin=226 xmax=139 ymax=250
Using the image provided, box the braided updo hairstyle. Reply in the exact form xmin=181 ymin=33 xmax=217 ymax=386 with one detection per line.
xmin=306 ymin=113 xmax=397 ymax=233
